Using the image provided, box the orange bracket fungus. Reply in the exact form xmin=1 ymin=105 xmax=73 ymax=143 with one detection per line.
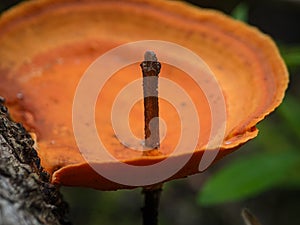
xmin=0 ymin=0 xmax=288 ymax=196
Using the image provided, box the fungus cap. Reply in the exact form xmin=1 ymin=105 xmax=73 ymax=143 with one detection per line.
xmin=0 ymin=0 xmax=288 ymax=190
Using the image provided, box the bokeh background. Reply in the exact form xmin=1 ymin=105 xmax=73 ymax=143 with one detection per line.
xmin=1 ymin=0 xmax=300 ymax=224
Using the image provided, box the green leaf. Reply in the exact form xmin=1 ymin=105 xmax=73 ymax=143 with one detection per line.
xmin=255 ymin=120 xmax=295 ymax=152
xmin=277 ymin=95 xmax=300 ymax=139
xmin=279 ymin=45 xmax=300 ymax=68
xmin=231 ymin=2 xmax=249 ymax=22
xmin=284 ymin=168 xmax=300 ymax=188
xmin=197 ymin=151 xmax=300 ymax=206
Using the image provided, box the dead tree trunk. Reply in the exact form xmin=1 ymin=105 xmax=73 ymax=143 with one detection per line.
xmin=0 ymin=97 xmax=70 ymax=225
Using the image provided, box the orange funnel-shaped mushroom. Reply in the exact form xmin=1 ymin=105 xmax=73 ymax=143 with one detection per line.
xmin=0 ymin=0 xmax=288 ymax=190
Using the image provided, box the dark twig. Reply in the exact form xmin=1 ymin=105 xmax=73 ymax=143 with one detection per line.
xmin=140 ymin=51 xmax=162 ymax=225
xmin=142 ymin=186 xmax=163 ymax=225
xmin=140 ymin=51 xmax=161 ymax=150
xmin=242 ymin=208 xmax=263 ymax=225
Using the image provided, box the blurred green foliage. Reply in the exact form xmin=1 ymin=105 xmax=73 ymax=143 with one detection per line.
xmin=198 ymin=146 xmax=300 ymax=205
xmin=230 ymin=2 xmax=248 ymax=22
xmin=280 ymin=45 xmax=300 ymax=70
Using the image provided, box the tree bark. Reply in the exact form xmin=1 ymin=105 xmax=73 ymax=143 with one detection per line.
xmin=0 ymin=97 xmax=70 ymax=225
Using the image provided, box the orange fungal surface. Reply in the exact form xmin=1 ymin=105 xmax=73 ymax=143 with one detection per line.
xmin=0 ymin=0 xmax=288 ymax=190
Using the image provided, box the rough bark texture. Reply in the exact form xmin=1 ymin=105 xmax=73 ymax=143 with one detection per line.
xmin=0 ymin=97 xmax=70 ymax=225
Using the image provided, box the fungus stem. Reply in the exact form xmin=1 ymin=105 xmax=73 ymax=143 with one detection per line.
xmin=140 ymin=51 xmax=162 ymax=225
